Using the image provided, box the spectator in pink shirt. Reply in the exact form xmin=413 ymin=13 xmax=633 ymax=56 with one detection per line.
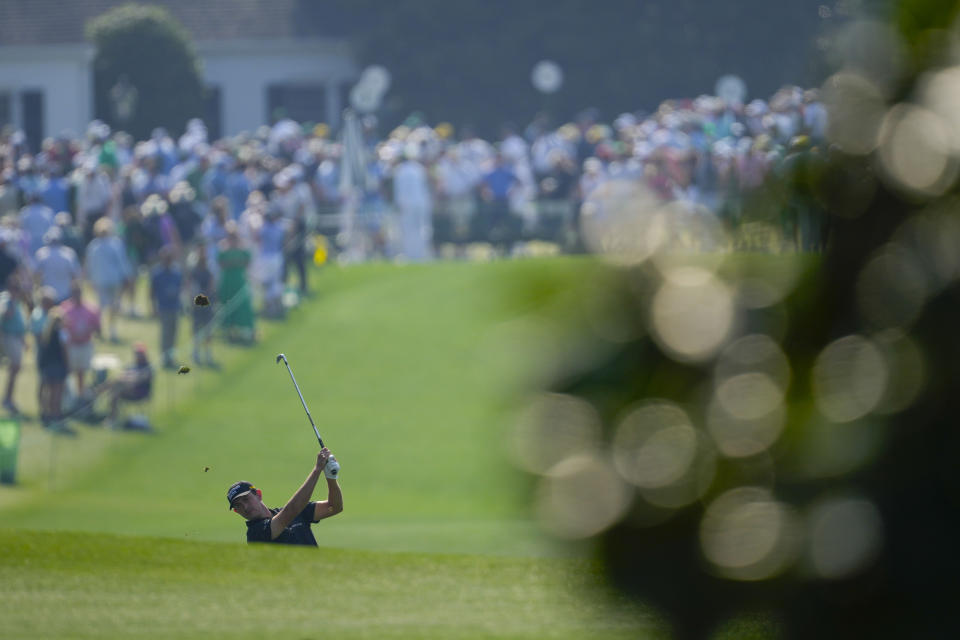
xmin=60 ymin=283 xmax=102 ymax=400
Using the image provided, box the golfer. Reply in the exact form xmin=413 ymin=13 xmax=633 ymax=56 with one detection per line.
xmin=228 ymin=448 xmax=342 ymax=546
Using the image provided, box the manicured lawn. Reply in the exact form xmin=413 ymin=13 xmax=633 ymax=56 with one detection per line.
xmin=0 ymin=529 xmax=664 ymax=640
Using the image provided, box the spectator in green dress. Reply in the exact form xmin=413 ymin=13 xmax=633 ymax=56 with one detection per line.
xmin=216 ymin=222 xmax=255 ymax=344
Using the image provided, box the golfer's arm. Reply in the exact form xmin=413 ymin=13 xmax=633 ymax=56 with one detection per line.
xmin=270 ymin=466 xmax=321 ymax=539
xmin=312 ymin=478 xmax=343 ymax=522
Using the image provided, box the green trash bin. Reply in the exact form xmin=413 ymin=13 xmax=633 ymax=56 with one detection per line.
xmin=0 ymin=418 xmax=20 ymax=485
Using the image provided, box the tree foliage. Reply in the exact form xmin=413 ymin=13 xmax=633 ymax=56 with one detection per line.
xmin=522 ymin=0 xmax=960 ymax=636
xmin=87 ymin=3 xmax=204 ymax=139
xmin=323 ymin=0 xmax=828 ymax=134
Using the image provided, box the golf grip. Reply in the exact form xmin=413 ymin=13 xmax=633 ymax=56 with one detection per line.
xmin=325 ymin=457 xmax=340 ymax=479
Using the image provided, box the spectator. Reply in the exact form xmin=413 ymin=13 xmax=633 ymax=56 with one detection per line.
xmin=74 ymin=161 xmax=113 ymax=247
xmin=0 ymin=290 xmax=27 ymax=415
xmin=54 ymin=212 xmax=85 ymax=259
xmin=477 ymin=152 xmax=521 ymax=253
xmin=168 ymin=181 xmax=202 ymax=246
xmin=102 ymin=342 xmax=153 ymax=430
xmin=283 ymin=208 xmax=309 ymax=295
xmin=36 ymin=309 xmax=74 ymax=435
xmin=119 ymin=204 xmax=148 ymax=317
xmin=217 ymin=222 xmax=255 ymax=344
xmin=60 ymin=282 xmax=102 ymax=402
xmin=256 ymin=206 xmax=286 ymax=318
xmin=140 ymin=194 xmax=182 ymax=265
xmin=30 ymin=286 xmax=57 ymax=418
xmin=33 ymin=227 xmax=81 ymax=304
xmin=0 ymin=231 xmax=21 ymax=294
xmin=149 ymin=245 xmax=182 ymax=369
xmin=187 ymin=244 xmax=217 ymax=367
xmin=39 ymin=167 xmax=70 ymax=215
xmin=0 ymin=169 xmax=19 ymax=217
xmin=392 ymin=145 xmax=433 ymax=261
xmin=84 ymin=217 xmax=133 ymax=343
xmin=19 ymin=191 xmax=55 ymax=260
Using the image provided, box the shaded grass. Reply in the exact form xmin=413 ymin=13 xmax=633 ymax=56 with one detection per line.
xmin=0 ymin=529 xmax=666 ymax=640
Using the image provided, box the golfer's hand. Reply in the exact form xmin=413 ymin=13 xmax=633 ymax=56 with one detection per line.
xmin=316 ymin=448 xmax=332 ymax=471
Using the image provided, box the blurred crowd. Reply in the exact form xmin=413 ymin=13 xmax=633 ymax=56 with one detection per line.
xmin=0 ymin=82 xmax=826 ymax=432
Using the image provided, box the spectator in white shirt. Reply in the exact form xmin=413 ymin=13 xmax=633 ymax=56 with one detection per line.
xmin=33 ymin=228 xmax=81 ymax=304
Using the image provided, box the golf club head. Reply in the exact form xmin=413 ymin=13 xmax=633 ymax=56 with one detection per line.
xmin=276 ymin=353 xmax=286 ymax=365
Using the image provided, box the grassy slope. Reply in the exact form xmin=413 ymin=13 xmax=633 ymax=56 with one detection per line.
xmin=0 ymin=529 xmax=665 ymax=640
xmin=0 ymin=255 xmax=810 ymax=640
xmin=0 ymin=259 xmax=607 ymax=555
xmin=0 ymin=259 xmax=667 ymax=639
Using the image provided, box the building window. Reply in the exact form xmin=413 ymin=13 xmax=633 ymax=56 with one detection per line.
xmin=267 ymin=83 xmax=327 ymax=125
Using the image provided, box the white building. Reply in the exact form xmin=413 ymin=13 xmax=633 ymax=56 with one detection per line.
xmin=0 ymin=0 xmax=358 ymax=149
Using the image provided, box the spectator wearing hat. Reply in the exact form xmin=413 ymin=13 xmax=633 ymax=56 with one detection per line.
xmin=74 ymin=161 xmax=113 ymax=247
xmin=33 ymin=227 xmax=81 ymax=304
xmin=85 ymin=217 xmax=133 ymax=343
xmin=19 ymin=191 xmax=55 ymax=259
xmin=392 ymin=144 xmax=433 ymax=262
xmin=150 ymin=246 xmax=182 ymax=369
xmin=60 ymin=282 xmax=102 ymax=402
xmin=255 ymin=205 xmax=286 ymax=318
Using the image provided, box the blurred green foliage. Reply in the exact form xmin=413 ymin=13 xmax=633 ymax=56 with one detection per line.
xmin=520 ymin=0 xmax=960 ymax=637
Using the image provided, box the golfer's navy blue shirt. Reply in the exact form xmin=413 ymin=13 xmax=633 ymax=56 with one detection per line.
xmin=246 ymin=502 xmax=318 ymax=546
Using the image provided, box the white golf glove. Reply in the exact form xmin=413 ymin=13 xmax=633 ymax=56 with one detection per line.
xmin=324 ymin=455 xmax=340 ymax=479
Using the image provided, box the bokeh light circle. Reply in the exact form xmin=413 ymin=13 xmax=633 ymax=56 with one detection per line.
xmin=877 ymin=104 xmax=959 ymax=196
xmin=807 ymin=496 xmax=883 ymax=580
xmin=651 ymin=270 xmax=736 ymax=362
xmin=613 ymin=401 xmax=698 ymax=489
xmin=509 ymin=393 xmax=602 ymax=474
xmin=812 ymin=335 xmax=888 ymax=423
xmin=700 ymin=487 xmax=800 ymax=581
xmin=536 ymin=454 xmax=632 ymax=539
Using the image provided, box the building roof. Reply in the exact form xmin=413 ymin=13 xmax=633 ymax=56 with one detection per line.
xmin=0 ymin=0 xmax=347 ymax=47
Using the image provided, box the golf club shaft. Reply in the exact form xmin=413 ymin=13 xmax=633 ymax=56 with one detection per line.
xmin=279 ymin=356 xmax=324 ymax=447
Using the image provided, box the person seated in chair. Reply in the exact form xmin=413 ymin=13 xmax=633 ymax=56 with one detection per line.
xmin=103 ymin=342 xmax=153 ymax=430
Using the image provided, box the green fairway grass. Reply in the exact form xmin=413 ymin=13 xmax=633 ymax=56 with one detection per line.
xmin=0 ymin=258 xmax=611 ymax=555
xmin=0 ymin=255 xmax=811 ymax=639
xmin=0 ymin=529 xmax=665 ymax=640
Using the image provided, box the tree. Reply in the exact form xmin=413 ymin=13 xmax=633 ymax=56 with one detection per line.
xmin=322 ymin=0 xmax=828 ymax=136
xmin=520 ymin=0 xmax=960 ymax=637
xmin=87 ymin=3 xmax=205 ymax=139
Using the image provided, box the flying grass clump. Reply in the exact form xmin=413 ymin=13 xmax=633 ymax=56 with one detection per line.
xmin=178 ymin=366 xmax=191 ymax=375
xmin=194 ymin=294 xmax=210 ymax=306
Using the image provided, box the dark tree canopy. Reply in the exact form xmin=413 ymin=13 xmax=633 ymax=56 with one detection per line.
xmin=87 ymin=3 xmax=205 ymax=139
xmin=322 ymin=0 xmax=831 ymax=135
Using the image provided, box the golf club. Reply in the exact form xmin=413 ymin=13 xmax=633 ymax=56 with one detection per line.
xmin=276 ymin=353 xmax=340 ymax=478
